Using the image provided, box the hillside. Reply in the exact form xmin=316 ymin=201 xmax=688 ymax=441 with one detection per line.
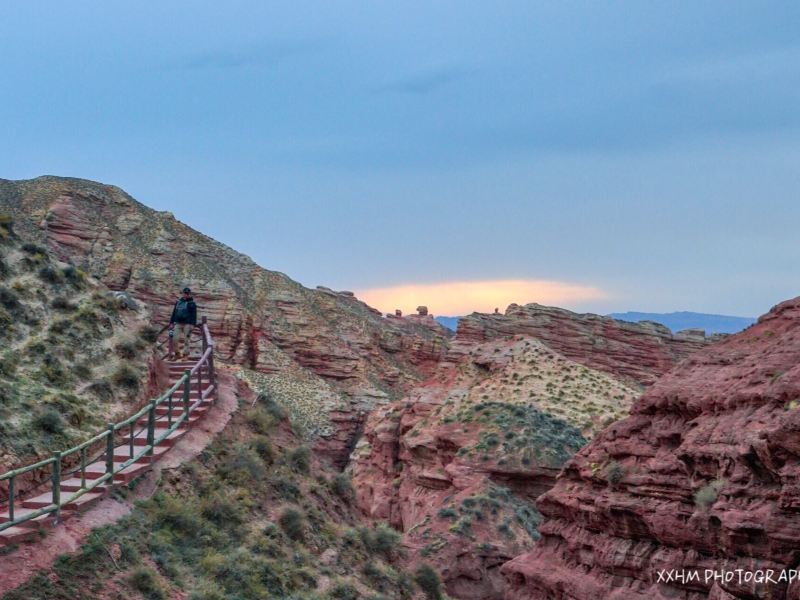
xmin=502 ymin=296 xmax=800 ymax=599
xmin=609 ymin=310 xmax=755 ymax=334
xmin=0 ymin=216 xmax=158 ymax=476
xmin=3 ymin=386 xmax=435 ymax=600
xmin=0 ymin=176 xmax=450 ymax=467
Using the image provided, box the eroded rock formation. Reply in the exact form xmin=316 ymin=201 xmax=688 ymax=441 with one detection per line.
xmin=457 ymin=303 xmax=716 ymax=387
xmin=352 ymin=337 xmax=642 ymax=598
xmin=502 ymin=297 xmax=800 ymax=600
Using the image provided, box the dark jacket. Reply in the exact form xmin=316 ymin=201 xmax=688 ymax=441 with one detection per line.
xmin=170 ymin=297 xmax=197 ymax=325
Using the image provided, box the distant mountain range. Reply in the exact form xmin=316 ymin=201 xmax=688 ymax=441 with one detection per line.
xmin=436 ymin=311 xmax=756 ymax=334
xmin=607 ymin=311 xmax=756 ymax=334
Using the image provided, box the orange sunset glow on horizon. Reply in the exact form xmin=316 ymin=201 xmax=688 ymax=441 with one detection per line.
xmin=355 ymin=279 xmax=609 ymax=316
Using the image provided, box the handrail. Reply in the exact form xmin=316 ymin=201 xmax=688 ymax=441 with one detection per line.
xmin=0 ymin=317 xmax=216 ymax=533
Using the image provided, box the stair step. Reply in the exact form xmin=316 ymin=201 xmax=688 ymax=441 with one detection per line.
xmin=0 ymin=506 xmax=63 ymax=528
xmin=106 ymin=443 xmax=170 ymax=464
xmin=0 ymin=525 xmax=40 ymax=546
xmin=132 ymin=427 xmax=185 ymax=447
xmin=22 ymin=489 xmax=106 ymax=511
xmin=59 ymin=477 xmax=110 ymax=493
xmin=84 ymin=459 xmax=150 ymax=483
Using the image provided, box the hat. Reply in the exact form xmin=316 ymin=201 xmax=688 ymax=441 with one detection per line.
xmin=182 ymin=287 xmax=192 ymax=293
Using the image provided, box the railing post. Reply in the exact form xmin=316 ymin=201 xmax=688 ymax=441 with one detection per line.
xmin=201 ymin=316 xmax=208 ymax=353
xmin=147 ymin=402 xmax=156 ymax=455
xmin=52 ymin=451 xmax=61 ymax=522
xmin=167 ymin=388 xmax=174 ymax=429
xmin=8 ymin=475 xmax=14 ymax=523
xmin=183 ymin=369 xmax=191 ymax=417
xmin=105 ymin=423 xmax=115 ymax=476
xmin=208 ymin=353 xmax=216 ymax=390
xmin=80 ymin=447 xmax=87 ymax=489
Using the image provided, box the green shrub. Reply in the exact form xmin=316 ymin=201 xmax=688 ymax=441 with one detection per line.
xmin=139 ymin=325 xmax=161 ymax=343
xmin=115 ymin=339 xmax=140 ymax=359
xmin=33 ymin=408 xmax=66 ymax=434
xmin=270 ymin=475 xmax=300 ymax=501
xmin=62 ymin=265 xmax=86 ymax=287
xmin=128 ymin=567 xmax=166 ymax=600
xmin=21 ymin=242 xmax=47 ymax=255
xmin=278 ymin=508 xmax=305 ymax=541
xmin=246 ymin=406 xmax=277 ymax=435
xmin=200 ymin=494 xmax=245 ymax=528
xmin=88 ymin=379 xmax=114 ymax=401
xmin=331 ymin=473 xmax=354 ymax=501
xmin=0 ymin=352 xmax=18 ymax=377
xmin=40 ymin=353 xmax=70 ymax=385
xmin=219 ymin=445 xmax=267 ymax=484
xmin=0 ymin=286 xmax=20 ymax=311
xmin=38 ymin=265 xmax=64 ymax=284
xmin=414 ymin=564 xmax=443 ymax=600
xmin=250 ymin=435 xmax=274 ymax=463
xmin=51 ymin=296 xmax=76 ymax=311
xmin=112 ymin=365 xmax=140 ymax=391
xmin=288 ymin=446 xmax=311 ymax=473
xmin=328 ymin=581 xmax=359 ymax=600
xmin=606 ymin=461 xmax=623 ymax=486
xmin=694 ymin=479 xmax=723 ymax=509
xmin=359 ymin=524 xmax=401 ymax=558
xmin=437 ymin=507 xmax=457 ymax=520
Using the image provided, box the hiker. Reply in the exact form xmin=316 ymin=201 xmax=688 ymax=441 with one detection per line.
xmin=169 ymin=287 xmax=197 ymax=360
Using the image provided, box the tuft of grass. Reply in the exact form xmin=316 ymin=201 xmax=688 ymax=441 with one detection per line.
xmin=33 ymin=408 xmax=66 ymax=435
xmin=139 ymin=325 xmax=161 ymax=343
xmin=88 ymin=379 xmax=115 ymax=402
xmin=112 ymin=365 xmax=140 ymax=392
xmin=414 ymin=564 xmax=443 ymax=600
xmin=330 ymin=473 xmax=354 ymax=502
xmin=61 ymin=265 xmax=86 ymax=288
xmin=278 ymin=508 xmax=305 ymax=541
xmin=694 ymin=479 xmax=724 ymax=509
xmin=38 ymin=265 xmax=65 ymax=285
xmin=606 ymin=461 xmax=623 ymax=487
xmin=128 ymin=567 xmax=166 ymax=600
xmin=115 ymin=339 xmax=141 ymax=359
xmin=288 ymin=446 xmax=311 ymax=474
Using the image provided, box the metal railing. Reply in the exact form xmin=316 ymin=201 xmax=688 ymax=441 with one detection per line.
xmin=0 ymin=317 xmax=216 ymax=533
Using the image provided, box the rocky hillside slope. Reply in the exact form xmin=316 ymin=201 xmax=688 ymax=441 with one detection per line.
xmin=0 ymin=216 xmax=159 ymax=478
xmin=3 ymin=382 xmax=442 ymax=600
xmin=502 ymin=296 xmax=800 ymax=600
xmin=352 ymin=336 xmax=641 ymax=599
xmin=0 ymin=176 xmax=450 ymax=466
xmin=457 ymin=303 xmax=718 ymax=387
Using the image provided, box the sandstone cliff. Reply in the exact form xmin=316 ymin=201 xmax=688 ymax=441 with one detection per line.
xmin=352 ymin=337 xmax=641 ymax=599
xmin=457 ymin=303 xmax=716 ymax=387
xmin=502 ymin=297 xmax=800 ymax=600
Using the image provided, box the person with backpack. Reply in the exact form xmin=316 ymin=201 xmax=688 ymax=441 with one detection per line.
xmin=169 ymin=287 xmax=197 ymax=360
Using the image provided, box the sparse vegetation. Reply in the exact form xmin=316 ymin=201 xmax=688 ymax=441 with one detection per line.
xmin=414 ymin=564 xmax=443 ymax=600
xmin=606 ymin=461 xmax=623 ymax=486
xmin=695 ymin=479 xmax=724 ymax=509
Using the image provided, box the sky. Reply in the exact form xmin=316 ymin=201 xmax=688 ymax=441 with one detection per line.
xmin=2 ymin=2 xmax=799 ymax=317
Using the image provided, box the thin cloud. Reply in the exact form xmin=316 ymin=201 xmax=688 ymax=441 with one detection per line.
xmin=376 ymin=65 xmax=467 ymax=94
xmin=167 ymin=40 xmax=321 ymax=71
xmin=355 ymin=279 xmax=609 ymax=316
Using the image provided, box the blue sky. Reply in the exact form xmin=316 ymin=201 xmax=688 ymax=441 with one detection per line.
xmin=2 ymin=2 xmax=799 ymax=316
